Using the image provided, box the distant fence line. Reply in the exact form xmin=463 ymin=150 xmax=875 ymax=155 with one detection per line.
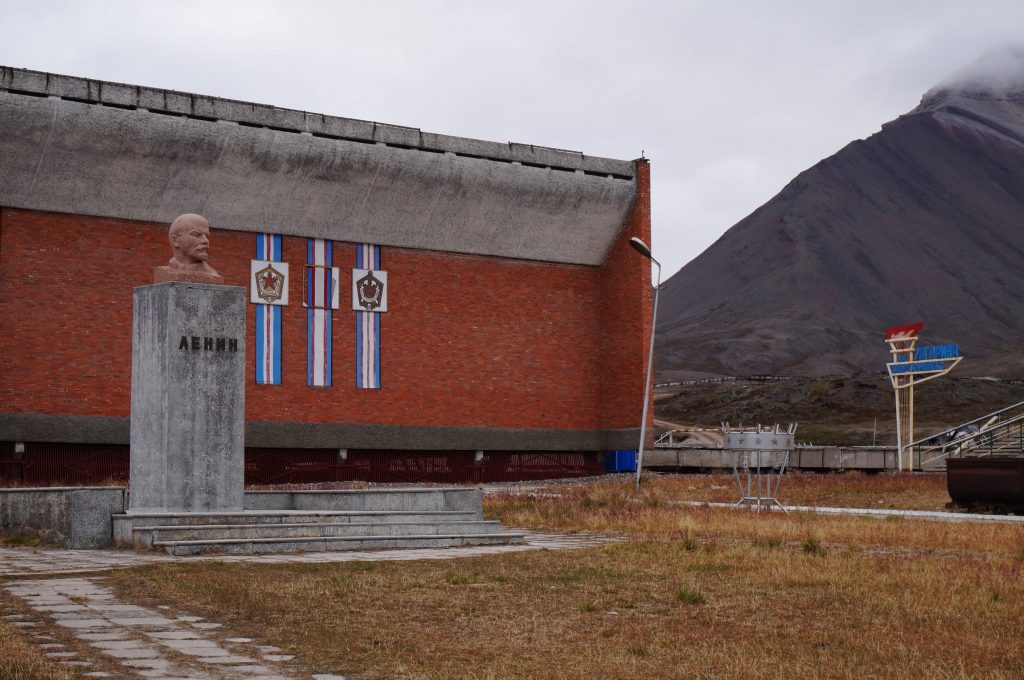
xmin=655 ymin=375 xmax=1024 ymax=388
xmin=654 ymin=375 xmax=794 ymax=388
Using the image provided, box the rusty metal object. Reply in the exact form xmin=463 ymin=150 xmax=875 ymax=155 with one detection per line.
xmin=947 ymin=456 xmax=1024 ymax=508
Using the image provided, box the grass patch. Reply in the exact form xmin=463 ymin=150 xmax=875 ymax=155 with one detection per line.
xmin=444 ymin=572 xmax=471 ymax=586
xmin=674 ymin=586 xmax=705 ymax=605
xmin=753 ymin=535 xmax=784 ymax=549
xmin=0 ymin=620 xmax=79 ymax=680
xmin=801 ymin=536 xmax=827 ymax=557
xmin=681 ymin=527 xmax=699 ymax=551
xmin=0 ymin=533 xmax=44 ymax=547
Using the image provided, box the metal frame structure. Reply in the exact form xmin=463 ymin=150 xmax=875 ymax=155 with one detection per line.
xmin=884 ymin=322 xmax=962 ymax=471
xmin=724 ymin=423 xmax=797 ymax=513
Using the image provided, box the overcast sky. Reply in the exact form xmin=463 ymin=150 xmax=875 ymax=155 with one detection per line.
xmin=3 ymin=0 xmax=1022 ymax=276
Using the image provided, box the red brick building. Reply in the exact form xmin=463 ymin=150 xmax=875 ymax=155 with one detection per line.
xmin=0 ymin=67 xmax=651 ymax=484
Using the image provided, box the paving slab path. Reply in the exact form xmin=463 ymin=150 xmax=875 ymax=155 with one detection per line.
xmin=4 ymin=576 xmax=321 ymax=679
xmin=0 ymin=532 xmax=618 ymax=678
xmin=0 ymin=532 xmax=615 ymax=578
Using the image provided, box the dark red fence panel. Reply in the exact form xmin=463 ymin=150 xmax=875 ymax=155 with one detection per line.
xmin=0 ymin=443 xmax=129 ymax=486
xmin=245 ymin=449 xmax=603 ymax=484
xmin=244 ymin=448 xmax=339 ymax=485
xmin=480 ymin=451 xmax=604 ymax=482
xmin=0 ymin=441 xmax=22 ymax=483
xmin=343 ymin=450 xmax=476 ymax=484
xmin=3 ymin=443 xmax=605 ymax=487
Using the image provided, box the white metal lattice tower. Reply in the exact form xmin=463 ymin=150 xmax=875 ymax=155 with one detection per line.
xmin=884 ymin=323 xmax=962 ymax=471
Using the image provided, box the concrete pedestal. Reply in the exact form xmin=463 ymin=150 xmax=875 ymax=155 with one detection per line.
xmin=129 ymin=282 xmax=245 ymax=513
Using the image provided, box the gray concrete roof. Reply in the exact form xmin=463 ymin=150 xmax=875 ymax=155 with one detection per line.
xmin=0 ymin=66 xmax=638 ymax=265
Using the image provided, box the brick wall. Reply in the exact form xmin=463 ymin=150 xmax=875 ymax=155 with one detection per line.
xmin=0 ymin=167 xmax=650 ymax=434
xmin=599 ymin=159 xmax=653 ymax=431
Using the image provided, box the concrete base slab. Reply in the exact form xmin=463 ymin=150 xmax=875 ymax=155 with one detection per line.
xmin=114 ymin=486 xmax=523 ymax=555
xmin=160 ymin=532 xmax=527 ymax=556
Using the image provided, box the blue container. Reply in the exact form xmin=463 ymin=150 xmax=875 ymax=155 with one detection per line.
xmin=604 ymin=450 xmax=637 ymax=473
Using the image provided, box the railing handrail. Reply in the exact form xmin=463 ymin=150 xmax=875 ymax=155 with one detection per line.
xmin=907 ymin=400 xmax=1024 ymax=449
xmin=922 ymin=437 xmax=1024 ymax=466
xmin=916 ymin=412 xmax=1024 ymax=455
xmin=919 ymin=414 xmax=1024 ymax=466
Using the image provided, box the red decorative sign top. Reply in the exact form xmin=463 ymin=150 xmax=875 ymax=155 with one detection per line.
xmin=885 ymin=322 xmax=924 ymax=341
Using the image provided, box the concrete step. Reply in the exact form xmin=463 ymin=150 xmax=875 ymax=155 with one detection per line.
xmin=113 ymin=510 xmax=483 ymax=546
xmin=244 ymin=488 xmax=482 ymax=513
xmin=115 ymin=509 xmax=480 ymax=526
xmin=111 ymin=489 xmax=517 ymax=555
xmin=132 ymin=520 xmax=505 ymax=546
xmin=156 ymin=532 xmax=527 ymax=556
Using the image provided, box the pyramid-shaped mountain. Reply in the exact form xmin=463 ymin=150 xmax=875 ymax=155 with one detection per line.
xmin=656 ymin=49 xmax=1024 ymax=378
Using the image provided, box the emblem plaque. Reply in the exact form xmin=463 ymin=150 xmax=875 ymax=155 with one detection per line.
xmin=352 ymin=268 xmax=388 ymax=312
xmin=249 ymin=260 xmax=289 ymax=305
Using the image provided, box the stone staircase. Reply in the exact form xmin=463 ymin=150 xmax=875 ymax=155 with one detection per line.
xmin=113 ymin=488 xmax=525 ymax=556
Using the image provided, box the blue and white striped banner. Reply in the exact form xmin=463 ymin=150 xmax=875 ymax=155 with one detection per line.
xmin=306 ymin=238 xmax=334 ymax=387
xmin=255 ymin=234 xmax=283 ymax=385
xmin=356 ymin=243 xmax=381 ymax=389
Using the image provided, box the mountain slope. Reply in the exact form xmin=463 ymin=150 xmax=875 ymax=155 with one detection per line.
xmin=656 ymin=50 xmax=1024 ymax=377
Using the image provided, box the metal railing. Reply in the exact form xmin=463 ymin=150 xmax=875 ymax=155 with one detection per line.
xmin=912 ymin=401 xmax=1024 ymax=468
xmin=654 ymin=431 xmax=676 ymax=447
xmin=653 ymin=429 xmax=724 ymax=449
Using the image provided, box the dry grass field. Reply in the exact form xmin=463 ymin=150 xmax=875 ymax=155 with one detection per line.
xmin=0 ymin=619 xmax=79 ymax=680
xmin=617 ymin=470 xmax=953 ymax=511
xmin=96 ymin=474 xmax=1024 ymax=680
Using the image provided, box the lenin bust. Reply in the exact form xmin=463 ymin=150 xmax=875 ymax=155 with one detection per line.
xmin=154 ymin=214 xmax=224 ymax=284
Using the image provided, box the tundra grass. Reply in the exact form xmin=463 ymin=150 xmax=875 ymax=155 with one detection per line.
xmin=0 ymin=618 xmax=81 ymax=680
xmin=104 ymin=477 xmax=1024 ymax=679
xmin=602 ymin=470 xmax=953 ymax=511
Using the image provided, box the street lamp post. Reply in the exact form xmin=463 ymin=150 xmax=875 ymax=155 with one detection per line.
xmin=628 ymin=237 xmax=661 ymax=491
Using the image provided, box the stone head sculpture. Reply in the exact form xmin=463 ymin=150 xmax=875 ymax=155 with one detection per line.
xmin=153 ymin=213 xmax=224 ymax=284
xmin=169 ymin=213 xmax=212 ymax=268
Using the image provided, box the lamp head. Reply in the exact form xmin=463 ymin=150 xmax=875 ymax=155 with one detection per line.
xmin=628 ymin=237 xmax=653 ymax=260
